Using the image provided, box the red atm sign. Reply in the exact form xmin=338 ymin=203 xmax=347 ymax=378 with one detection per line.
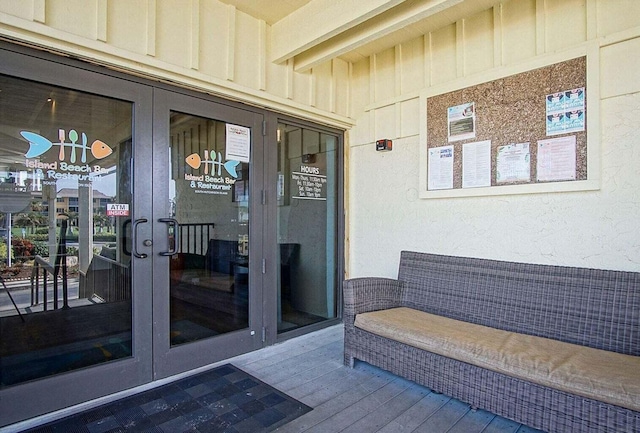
xmin=106 ymin=203 xmax=130 ymax=216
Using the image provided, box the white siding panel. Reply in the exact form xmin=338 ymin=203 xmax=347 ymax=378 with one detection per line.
xmin=596 ymin=0 xmax=640 ymax=38
xmin=293 ymin=69 xmax=312 ymax=106
xmin=463 ymin=8 xmax=494 ymax=76
xmin=155 ymin=0 xmax=190 ymax=68
xmin=265 ymin=24 xmax=288 ymax=100
xmin=501 ymin=0 xmax=537 ymax=65
xmin=234 ymin=10 xmax=260 ymax=90
xmin=600 ymin=37 xmax=640 ymax=99
xmin=544 ymin=0 xmax=587 ymax=52
xmin=399 ymin=37 xmax=424 ymax=94
xmin=400 ymin=98 xmax=420 ymax=138
xmin=314 ymin=61 xmax=333 ymax=113
xmin=198 ymin=0 xmax=230 ymax=80
xmin=0 ymin=0 xmax=35 ymax=20
xmin=107 ymin=0 xmax=148 ymax=54
xmin=350 ymin=58 xmax=370 ymax=119
xmin=374 ymin=47 xmax=396 ymax=102
xmin=46 ymin=0 xmax=97 ymax=40
xmin=430 ymin=23 xmax=457 ymax=86
xmin=374 ymin=104 xmax=396 ymax=141
xmin=334 ymin=58 xmax=350 ymax=116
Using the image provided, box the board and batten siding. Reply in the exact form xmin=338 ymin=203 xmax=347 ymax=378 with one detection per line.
xmin=0 ymin=0 xmax=352 ymax=128
xmin=347 ymin=0 xmax=640 ymax=276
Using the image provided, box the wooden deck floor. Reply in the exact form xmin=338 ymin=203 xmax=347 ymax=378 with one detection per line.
xmin=229 ymin=324 xmax=544 ymax=433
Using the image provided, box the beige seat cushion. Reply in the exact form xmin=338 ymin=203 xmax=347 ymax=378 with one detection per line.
xmin=355 ymin=307 xmax=640 ymax=412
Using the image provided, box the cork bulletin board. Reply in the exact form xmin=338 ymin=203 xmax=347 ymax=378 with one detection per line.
xmin=419 ymin=48 xmax=599 ymax=199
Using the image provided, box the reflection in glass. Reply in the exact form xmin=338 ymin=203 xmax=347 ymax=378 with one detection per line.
xmin=0 ymin=74 xmax=133 ymax=388
xmin=168 ymin=112 xmax=249 ymax=346
xmin=276 ymin=123 xmax=338 ymax=333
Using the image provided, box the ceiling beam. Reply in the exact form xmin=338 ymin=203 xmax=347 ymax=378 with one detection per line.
xmin=290 ymin=0 xmax=464 ymax=72
xmin=270 ymin=0 xmax=407 ymax=64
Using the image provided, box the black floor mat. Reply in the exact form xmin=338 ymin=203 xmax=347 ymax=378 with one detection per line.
xmin=24 ymin=364 xmax=312 ymax=433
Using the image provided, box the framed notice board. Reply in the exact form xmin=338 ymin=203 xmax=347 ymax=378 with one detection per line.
xmin=419 ymin=45 xmax=600 ymax=199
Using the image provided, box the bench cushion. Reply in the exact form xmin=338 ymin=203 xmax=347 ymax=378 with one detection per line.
xmin=355 ymin=307 xmax=640 ymax=412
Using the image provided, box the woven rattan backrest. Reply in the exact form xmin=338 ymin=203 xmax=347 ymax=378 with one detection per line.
xmin=398 ymin=251 xmax=640 ymax=356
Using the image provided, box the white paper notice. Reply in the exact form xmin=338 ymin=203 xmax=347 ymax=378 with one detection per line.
xmin=428 ymin=145 xmax=454 ymax=190
xmin=462 ymin=140 xmax=491 ymax=188
xmin=448 ymin=102 xmax=476 ymax=142
xmin=537 ymin=136 xmax=576 ymax=181
xmin=225 ymin=123 xmax=251 ymax=162
xmin=496 ymin=142 xmax=530 ymax=183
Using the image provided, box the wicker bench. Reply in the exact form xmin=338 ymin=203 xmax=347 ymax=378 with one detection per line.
xmin=343 ymin=251 xmax=640 ymax=433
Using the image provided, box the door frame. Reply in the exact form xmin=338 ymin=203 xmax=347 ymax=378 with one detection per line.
xmin=150 ymin=88 xmax=266 ymax=379
xmin=0 ymin=42 xmax=155 ymax=427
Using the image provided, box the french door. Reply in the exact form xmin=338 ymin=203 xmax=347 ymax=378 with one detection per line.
xmin=0 ymin=42 xmax=341 ymax=429
xmin=0 ymin=46 xmax=266 ymax=426
xmin=149 ymin=89 xmax=265 ymax=378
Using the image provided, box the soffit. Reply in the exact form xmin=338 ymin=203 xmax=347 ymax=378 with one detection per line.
xmin=219 ymin=0 xmax=504 ymax=70
xmin=217 ymin=0 xmax=313 ymax=25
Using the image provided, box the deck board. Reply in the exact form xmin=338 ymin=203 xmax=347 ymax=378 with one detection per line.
xmin=225 ymin=324 xmax=545 ymax=433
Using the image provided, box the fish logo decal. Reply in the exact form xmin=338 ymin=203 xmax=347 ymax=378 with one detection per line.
xmin=20 ymin=129 xmax=113 ymax=162
xmin=186 ymin=150 xmax=240 ymax=178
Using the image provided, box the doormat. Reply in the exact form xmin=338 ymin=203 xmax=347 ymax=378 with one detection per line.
xmin=23 ymin=364 xmax=312 ymax=433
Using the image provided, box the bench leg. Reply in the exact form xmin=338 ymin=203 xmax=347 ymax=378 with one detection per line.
xmin=344 ymin=354 xmax=355 ymax=368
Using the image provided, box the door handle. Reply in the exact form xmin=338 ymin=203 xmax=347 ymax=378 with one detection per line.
xmin=132 ymin=218 xmax=148 ymax=259
xmin=158 ymin=218 xmax=179 ymax=256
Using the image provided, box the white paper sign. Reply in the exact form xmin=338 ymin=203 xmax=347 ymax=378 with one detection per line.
xmin=537 ymin=135 xmax=576 ymax=181
xmin=448 ymin=102 xmax=476 ymax=142
xmin=462 ymin=140 xmax=491 ymax=188
xmin=428 ymin=145 xmax=454 ymax=190
xmin=496 ymin=142 xmax=530 ymax=183
xmin=225 ymin=124 xmax=251 ymax=162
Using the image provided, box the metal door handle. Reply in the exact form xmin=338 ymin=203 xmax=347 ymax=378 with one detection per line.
xmin=132 ymin=218 xmax=148 ymax=259
xmin=158 ymin=218 xmax=179 ymax=256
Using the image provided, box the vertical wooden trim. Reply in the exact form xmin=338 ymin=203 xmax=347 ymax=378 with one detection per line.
xmin=493 ymin=3 xmax=503 ymax=67
xmin=310 ymin=68 xmax=316 ymax=107
xmin=190 ymin=0 xmax=200 ymax=70
xmin=146 ymin=0 xmax=156 ymax=57
xmin=226 ymin=4 xmax=236 ymax=81
xmin=330 ymin=59 xmax=337 ymax=114
xmin=395 ymin=102 xmax=401 ymax=139
xmin=424 ymin=33 xmax=432 ymax=88
xmin=394 ymin=44 xmax=402 ymax=97
xmin=258 ymin=20 xmax=267 ymax=91
xmin=97 ymin=0 xmax=107 ymax=42
xmin=286 ymin=58 xmax=294 ymax=100
xmin=33 ymin=0 xmax=45 ymax=23
xmin=535 ymin=0 xmax=546 ymax=55
xmin=347 ymin=61 xmax=353 ymax=118
xmin=585 ymin=0 xmax=597 ymax=41
xmin=456 ymin=19 xmax=465 ymax=77
xmin=369 ymin=54 xmax=376 ymax=103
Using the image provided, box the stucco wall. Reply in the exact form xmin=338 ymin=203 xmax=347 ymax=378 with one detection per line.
xmin=348 ymin=0 xmax=640 ymax=276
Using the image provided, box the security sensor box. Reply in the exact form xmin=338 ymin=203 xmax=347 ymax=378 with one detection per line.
xmin=376 ymin=139 xmax=392 ymax=151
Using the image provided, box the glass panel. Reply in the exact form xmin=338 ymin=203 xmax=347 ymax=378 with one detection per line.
xmin=168 ymin=112 xmax=249 ymax=346
xmin=0 ymin=74 xmax=133 ymax=388
xmin=276 ymin=123 xmax=338 ymax=333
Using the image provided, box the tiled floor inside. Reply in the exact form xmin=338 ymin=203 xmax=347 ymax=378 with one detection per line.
xmin=23 ymin=364 xmax=311 ymax=433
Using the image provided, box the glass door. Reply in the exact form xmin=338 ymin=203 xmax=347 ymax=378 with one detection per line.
xmin=275 ymin=122 xmax=340 ymax=334
xmin=0 ymin=45 xmax=154 ymax=427
xmin=151 ymin=89 xmax=264 ymax=378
